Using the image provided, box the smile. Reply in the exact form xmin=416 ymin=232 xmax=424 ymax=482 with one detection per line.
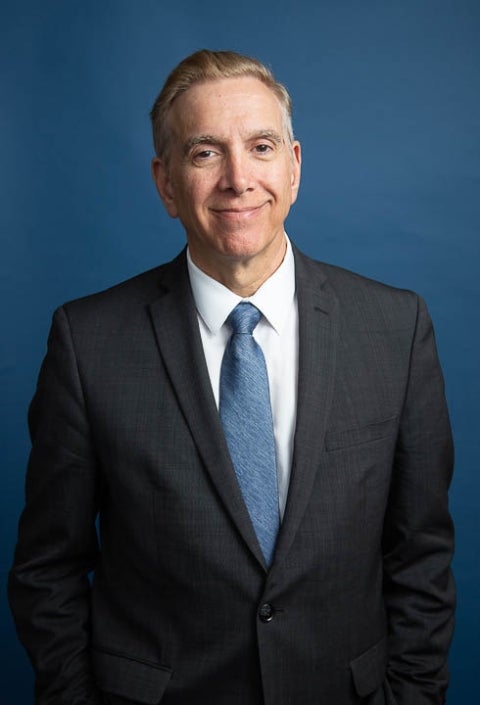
xmin=210 ymin=203 xmax=267 ymax=220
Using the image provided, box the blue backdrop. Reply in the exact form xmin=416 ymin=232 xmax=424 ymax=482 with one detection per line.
xmin=2 ymin=1 xmax=479 ymax=702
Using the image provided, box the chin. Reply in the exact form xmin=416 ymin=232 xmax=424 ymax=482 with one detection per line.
xmin=219 ymin=241 xmax=266 ymax=262
xmin=216 ymin=229 xmax=275 ymax=257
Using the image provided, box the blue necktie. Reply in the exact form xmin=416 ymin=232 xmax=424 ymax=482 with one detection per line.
xmin=219 ymin=302 xmax=280 ymax=566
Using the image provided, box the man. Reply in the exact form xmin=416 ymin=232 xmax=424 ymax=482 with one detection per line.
xmin=9 ymin=50 xmax=455 ymax=705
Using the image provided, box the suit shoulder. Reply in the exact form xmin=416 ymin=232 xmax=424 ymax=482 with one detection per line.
xmin=294 ymin=248 xmax=424 ymax=326
xmin=57 ymin=252 xmax=185 ymax=321
xmin=324 ymin=260 xmax=417 ymax=300
xmin=299 ymin=249 xmax=418 ymax=298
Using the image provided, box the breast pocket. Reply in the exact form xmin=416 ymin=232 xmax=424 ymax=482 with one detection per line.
xmin=321 ymin=416 xmax=399 ymax=529
xmin=325 ymin=416 xmax=398 ymax=452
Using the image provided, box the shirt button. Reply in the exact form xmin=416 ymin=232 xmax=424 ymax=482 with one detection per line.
xmin=259 ymin=603 xmax=274 ymax=622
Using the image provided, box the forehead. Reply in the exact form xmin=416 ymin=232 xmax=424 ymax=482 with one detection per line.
xmin=168 ymin=76 xmax=285 ymax=138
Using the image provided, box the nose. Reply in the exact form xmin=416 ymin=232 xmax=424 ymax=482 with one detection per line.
xmin=218 ymin=149 xmax=253 ymax=195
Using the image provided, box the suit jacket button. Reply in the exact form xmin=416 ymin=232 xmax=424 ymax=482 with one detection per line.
xmin=259 ymin=603 xmax=274 ymax=622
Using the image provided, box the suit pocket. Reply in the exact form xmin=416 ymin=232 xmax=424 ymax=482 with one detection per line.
xmin=325 ymin=416 xmax=398 ymax=452
xmin=92 ymin=647 xmax=172 ymax=704
xmin=350 ymin=636 xmax=387 ymax=698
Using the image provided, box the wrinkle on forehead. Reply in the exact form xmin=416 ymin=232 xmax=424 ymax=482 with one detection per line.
xmin=172 ymin=77 xmax=286 ymax=128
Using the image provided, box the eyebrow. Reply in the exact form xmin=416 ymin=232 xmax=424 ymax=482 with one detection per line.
xmin=182 ymin=130 xmax=284 ymax=157
xmin=183 ymin=135 xmax=221 ymax=157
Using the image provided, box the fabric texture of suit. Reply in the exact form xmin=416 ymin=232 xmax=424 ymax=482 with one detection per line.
xmin=9 ymin=245 xmax=455 ymax=705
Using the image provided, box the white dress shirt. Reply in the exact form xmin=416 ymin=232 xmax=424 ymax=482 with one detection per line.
xmin=187 ymin=236 xmax=299 ymax=519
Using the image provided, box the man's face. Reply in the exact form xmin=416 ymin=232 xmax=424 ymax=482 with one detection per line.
xmin=152 ymin=76 xmax=301 ymax=280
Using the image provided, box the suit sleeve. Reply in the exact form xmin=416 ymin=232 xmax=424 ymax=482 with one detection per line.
xmin=382 ymin=295 xmax=455 ymax=704
xmin=8 ymin=306 xmax=103 ymax=704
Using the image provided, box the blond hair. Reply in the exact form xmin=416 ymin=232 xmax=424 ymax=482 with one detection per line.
xmin=150 ymin=49 xmax=294 ymax=160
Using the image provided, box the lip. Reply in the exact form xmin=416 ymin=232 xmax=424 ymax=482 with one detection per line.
xmin=210 ymin=203 xmax=267 ymax=220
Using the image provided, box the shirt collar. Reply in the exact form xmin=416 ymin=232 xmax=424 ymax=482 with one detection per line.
xmin=187 ymin=235 xmax=296 ymax=334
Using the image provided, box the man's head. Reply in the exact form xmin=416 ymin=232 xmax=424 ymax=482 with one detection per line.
xmin=150 ymin=49 xmax=294 ymax=164
xmin=150 ymin=50 xmax=301 ymax=294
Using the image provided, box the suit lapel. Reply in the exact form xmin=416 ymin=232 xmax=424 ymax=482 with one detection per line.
xmin=273 ymin=248 xmax=339 ymax=569
xmin=148 ymin=251 xmax=266 ymax=569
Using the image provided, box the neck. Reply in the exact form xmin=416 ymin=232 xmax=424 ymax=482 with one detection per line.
xmin=190 ymin=236 xmax=287 ymax=297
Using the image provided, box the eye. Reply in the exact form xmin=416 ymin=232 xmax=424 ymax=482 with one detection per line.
xmin=253 ymin=143 xmax=273 ymax=154
xmin=193 ymin=149 xmax=216 ymax=161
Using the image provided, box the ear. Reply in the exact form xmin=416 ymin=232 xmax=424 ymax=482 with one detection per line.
xmin=290 ymin=141 xmax=302 ymax=205
xmin=151 ymin=157 xmax=178 ymax=218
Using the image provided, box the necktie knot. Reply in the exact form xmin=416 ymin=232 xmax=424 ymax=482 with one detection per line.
xmin=227 ymin=302 xmax=262 ymax=335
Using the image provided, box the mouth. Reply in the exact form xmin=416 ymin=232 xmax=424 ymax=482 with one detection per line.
xmin=210 ymin=203 xmax=267 ymax=220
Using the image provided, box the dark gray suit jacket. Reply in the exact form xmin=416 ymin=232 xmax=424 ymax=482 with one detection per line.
xmin=9 ymin=246 xmax=455 ymax=705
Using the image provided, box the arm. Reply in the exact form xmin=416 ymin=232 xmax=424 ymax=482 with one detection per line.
xmin=383 ymin=296 xmax=455 ymax=704
xmin=8 ymin=306 xmax=103 ymax=704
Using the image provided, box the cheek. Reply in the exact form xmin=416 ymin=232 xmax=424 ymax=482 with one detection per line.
xmin=178 ymin=178 xmax=213 ymax=213
xmin=276 ymin=174 xmax=297 ymax=208
xmin=269 ymin=162 xmax=297 ymax=200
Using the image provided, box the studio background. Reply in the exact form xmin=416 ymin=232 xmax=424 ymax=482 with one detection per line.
xmin=1 ymin=1 xmax=478 ymax=702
